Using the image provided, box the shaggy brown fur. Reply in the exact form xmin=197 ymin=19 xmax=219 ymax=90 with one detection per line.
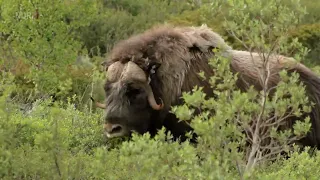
xmin=105 ymin=24 xmax=231 ymax=109
xmin=102 ymin=24 xmax=320 ymax=147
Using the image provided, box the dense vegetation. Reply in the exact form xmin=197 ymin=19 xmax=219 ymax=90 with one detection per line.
xmin=1 ymin=0 xmax=320 ymax=179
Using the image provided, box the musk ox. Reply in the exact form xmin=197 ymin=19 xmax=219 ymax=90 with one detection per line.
xmin=94 ymin=24 xmax=320 ymax=148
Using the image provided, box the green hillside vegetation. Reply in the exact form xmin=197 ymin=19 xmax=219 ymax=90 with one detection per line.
xmin=1 ymin=0 xmax=320 ymax=179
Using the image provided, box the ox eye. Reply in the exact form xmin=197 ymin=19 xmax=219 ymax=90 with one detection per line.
xmin=126 ymin=87 xmax=141 ymax=98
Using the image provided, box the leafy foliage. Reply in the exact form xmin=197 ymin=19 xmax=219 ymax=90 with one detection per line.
xmin=0 ymin=0 xmax=103 ymax=106
xmin=1 ymin=0 xmax=320 ymax=179
xmin=288 ymin=23 xmax=320 ymax=66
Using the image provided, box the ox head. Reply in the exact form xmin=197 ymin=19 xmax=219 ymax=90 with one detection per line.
xmin=98 ymin=60 xmax=164 ymax=138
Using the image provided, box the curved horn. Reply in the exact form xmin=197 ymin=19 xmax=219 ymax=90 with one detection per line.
xmin=145 ymin=85 xmax=164 ymax=110
xmin=106 ymin=61 xmax=125 ymax=82
xmin=90 ymin=97 xmax=106 ymax=109
xmin=119 ymin=61 xmax=163 ymax=110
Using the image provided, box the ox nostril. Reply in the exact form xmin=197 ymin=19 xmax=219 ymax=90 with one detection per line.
xmin=111 ymin=124 xmax=122 ymax=133
xmin=104 ymin=123 xmax=123 ymax=134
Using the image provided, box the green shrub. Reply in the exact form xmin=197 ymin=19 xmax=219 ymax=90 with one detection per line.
xmin=78 ymin=0 xmax=192 ymax=57
xmin=0 ymin=0 xmax=104 ymax=107
xmin=1 ymin=0 xmax=320 ymax=179
xmin=288 ymin=23 xmax=320 ymax=66
xmin=253 ymin=148 xmax=320 ymax=180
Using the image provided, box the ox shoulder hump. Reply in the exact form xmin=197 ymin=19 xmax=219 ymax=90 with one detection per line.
xmin=177 ymin=25 xmax=232 ymax=53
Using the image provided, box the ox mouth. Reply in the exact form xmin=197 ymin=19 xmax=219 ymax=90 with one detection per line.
xmin=104 ymin=128 xmax=127 ymax=138
xmin=105 ymin=131 xmax=125 ymax=138
xmin=104 ymin=123 xmax=128 ymax=138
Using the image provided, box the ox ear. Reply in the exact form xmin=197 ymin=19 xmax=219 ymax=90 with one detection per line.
xmin=101 ymin=61 xmax=114 ymax=71
xmin=146 ymin=61 xmax=161 ymax=84
xmin=148 ymin=61 xmax=161 ymax=74
xmin=101 ymin=61 xmax=107 ymax=67
xmin=100 ymin=61 xmax=108 ymax=71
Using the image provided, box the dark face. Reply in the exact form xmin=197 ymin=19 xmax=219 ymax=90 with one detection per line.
xmin=103 ymin=79 xmax=154 ymax=138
